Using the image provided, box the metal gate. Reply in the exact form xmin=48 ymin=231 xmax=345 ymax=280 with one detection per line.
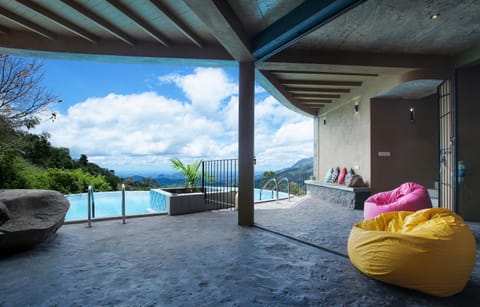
xmin=202 ymin=159 xmax=238 ymax=210
xmin=438 ymin=78 xmax=456 ymax=211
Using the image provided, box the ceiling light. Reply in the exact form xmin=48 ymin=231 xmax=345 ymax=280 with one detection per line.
xmin=430 ymin=13 xmax=440 ymax=20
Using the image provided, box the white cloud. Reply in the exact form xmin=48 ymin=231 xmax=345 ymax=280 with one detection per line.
xmin=159 ymin=67 xmax=237 ymax=116
xmin=254 ymin=99 xmax=313 ymax=171
xmin=35 ymin=67 xmax=312 ymax=175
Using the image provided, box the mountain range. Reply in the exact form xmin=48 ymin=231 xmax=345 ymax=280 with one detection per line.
xmin=123 ymin=157 xmax=313 ymax=188
xmin=254 ymin=157 xmax=313 ymax=188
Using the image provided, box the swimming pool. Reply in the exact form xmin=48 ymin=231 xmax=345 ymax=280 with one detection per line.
xmin=65 ymin=189 xmax=288 ymax=221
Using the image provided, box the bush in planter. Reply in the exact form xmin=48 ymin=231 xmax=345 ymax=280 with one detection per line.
xmin=169 ymin=158 xmax=202 ymax=192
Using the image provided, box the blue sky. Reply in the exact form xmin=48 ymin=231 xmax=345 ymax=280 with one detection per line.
xmin=30 ymin=57 xmax=313 ymax=176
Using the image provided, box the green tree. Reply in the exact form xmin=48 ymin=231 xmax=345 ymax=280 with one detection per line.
xmin=44 ymin=169 xmax=82 ymax=194
xmin=289 ymin=182 xmax=305 ymax=196
xmin=48 ymin=147 xmax=75 ymax=169
xmin=78 ymin=154 xmax=88 ymax=167
xmin=0 ymin=54 xmax=60 ymax=132
xmin=0 ymin=151 xmax=20 ymax=188
xmin=75 ymin=154 xmax=121 ymax=189
xmin=20 ymin=132 xmax=52 ymax=167
xmin=21 ymin=168 xmax=112 ymax=194
xmin=0 ymin=54 xmax=61 ymax=189
xmin=169 ymin=158 xmax=202 ymax=192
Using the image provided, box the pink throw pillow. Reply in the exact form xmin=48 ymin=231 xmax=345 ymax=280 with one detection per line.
xmin=337 ymin=167 xmax=347 ymax=184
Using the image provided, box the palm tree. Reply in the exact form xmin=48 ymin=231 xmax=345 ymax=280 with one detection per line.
xmin=169 ymin=158 xmax=203 ymax=192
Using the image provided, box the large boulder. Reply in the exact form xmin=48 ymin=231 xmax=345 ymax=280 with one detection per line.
xmin=0 ymin=189 xmax=70 ymax=252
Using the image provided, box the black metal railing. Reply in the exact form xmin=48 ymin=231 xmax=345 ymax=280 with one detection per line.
xmin=202 ymin=159 xmax=238 ymax=210
xmin=290 ymin=172 xmax=309 ymax=196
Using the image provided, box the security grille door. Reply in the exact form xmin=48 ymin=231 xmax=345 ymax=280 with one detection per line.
xmin=438 ymin=79 xmax=455 ymax=210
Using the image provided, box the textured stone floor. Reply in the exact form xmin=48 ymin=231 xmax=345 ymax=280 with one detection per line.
xmin=0 ymin=197 xmax=479 ymax=306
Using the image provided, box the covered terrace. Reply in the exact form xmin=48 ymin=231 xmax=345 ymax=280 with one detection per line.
xmin=1 ymin=0 xmax=480 ymax=304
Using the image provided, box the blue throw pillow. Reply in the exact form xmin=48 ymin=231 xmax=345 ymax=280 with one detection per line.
xmin=325 ymin=168 xmax=334 ymax=182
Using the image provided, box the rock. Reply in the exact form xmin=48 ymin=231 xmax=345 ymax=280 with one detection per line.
xmin=0 ymin=201 xmax=10 ymax=226
xmin=0 ymin=189 xmax=70 ymax=252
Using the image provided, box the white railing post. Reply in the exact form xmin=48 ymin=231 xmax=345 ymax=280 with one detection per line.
xmin=121 ymin=184 xmax=126 ymax=224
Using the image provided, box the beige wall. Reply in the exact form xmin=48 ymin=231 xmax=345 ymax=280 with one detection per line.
xmin=456 ymin=64 xmax=480 ymax=221
xmin=317 ymin=76 xmax=403 ymax=184
xmin=370 ymin=96 xmax=439 ymax=193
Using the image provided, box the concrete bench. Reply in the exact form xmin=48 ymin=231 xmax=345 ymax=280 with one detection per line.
xmin=305 ymin=180 xmax=371 ymax=210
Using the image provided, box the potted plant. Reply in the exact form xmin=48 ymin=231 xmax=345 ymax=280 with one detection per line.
xmin=169 ymin=158 xmax=202 ymax=193
xmin=151 ymin=158 xmax=212 ymax=215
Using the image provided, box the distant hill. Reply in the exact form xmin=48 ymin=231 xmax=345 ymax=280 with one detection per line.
xmin=124 ymin=173 xmax=184 ymax=187
xmin=124 ymin=157 xmax=313 ymax=189
xmin=156 ymin=174 xmax=184 ymax=186
xmin=254 ymin=157 xmax=313 ymax=188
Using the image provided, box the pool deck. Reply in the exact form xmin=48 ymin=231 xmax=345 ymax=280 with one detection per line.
xmin=0 ymin=197 xmax=479 ymax=306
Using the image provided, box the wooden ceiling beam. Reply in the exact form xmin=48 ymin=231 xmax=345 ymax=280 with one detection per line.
xmin=295 ymin=98 xmax=332 ymax=103
xmin=61 ymin=0 xmax=135 ymax=46
xmin=0 ymin=31 xmax=231 ymax=61
xmin=281 ymin=80 xmax=361 ymax=87
xmin=287 ymin=87 xmax=351 ymax=93
xmin=150 ymin=0 xmax=203 ymax=48
xmin=0 ymin=6 xmax=56 ymax=40
xmin=17 ymin=0 xmax=97 ymax=43
xmin=106 ymin=0 xmax=169 ymax=47
xmin=293 ymin=93 xmax=340 ymax=99
xmin=303 ymin=102 xmax=326 ymax=105
xmin=270 ymin=70 xmax=378 ymax=77
xmin=184 ymin=0 xmax=252 ymax=62
xmin=256 ymin=70 xmax=316 ymax=117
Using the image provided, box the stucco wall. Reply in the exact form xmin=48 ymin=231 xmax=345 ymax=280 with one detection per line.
xmin=456 ymin=64 xmax=480 ymax=221
xmin=317 ymin=98 xmax=370 ymax=183
xmin=317 ymin=76 xmax=403 ymax=185
xmin=370 ymin=95 xmax=439 ymax=193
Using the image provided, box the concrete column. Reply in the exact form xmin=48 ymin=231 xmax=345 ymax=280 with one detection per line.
xmin=313 ymin=116 xmax=319 ymax=180
xmin=238 ymin=62 xmax=255 ymax=226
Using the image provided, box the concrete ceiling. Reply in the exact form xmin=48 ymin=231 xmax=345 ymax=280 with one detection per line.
xmin=295 ymin=0 xmax=480 ymax=55
xmin=0 ymin=0 xmax=479 ymax=117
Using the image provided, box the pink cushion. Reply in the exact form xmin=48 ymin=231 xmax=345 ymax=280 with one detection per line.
xmin=363 ymin=182 xmax=432 ymax=220
xmin=337 ymin=167 xmax=347 ymax=184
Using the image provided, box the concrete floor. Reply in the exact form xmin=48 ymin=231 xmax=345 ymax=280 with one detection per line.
xmin=0 ymin=197 xmax=479 ymax=306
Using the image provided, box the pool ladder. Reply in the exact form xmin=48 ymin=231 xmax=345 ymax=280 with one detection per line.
xmin=87 ymin=184 xmax=126 ymax=227
xmin=259 ymin=177 xmax=291 ymax=201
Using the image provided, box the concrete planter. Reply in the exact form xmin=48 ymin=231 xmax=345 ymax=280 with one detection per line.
xmin=150 ymin=188 xmax=218 ymax=216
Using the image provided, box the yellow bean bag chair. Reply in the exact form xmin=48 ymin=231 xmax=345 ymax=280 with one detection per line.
xmin=348 ymin=208 xmax=476 ymax=297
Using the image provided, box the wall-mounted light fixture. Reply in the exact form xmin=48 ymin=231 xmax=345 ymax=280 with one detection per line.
xmin=354 ymin=103 xmax=359 ymax=113
xmin=410 ymin=107 xmax=415 ymax=123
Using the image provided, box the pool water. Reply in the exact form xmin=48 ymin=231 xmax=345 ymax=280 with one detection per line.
xmin=65 ymin=191 xmax=158 ymax=221
xmin=65 ymin=189 xmax=289 ymax=221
